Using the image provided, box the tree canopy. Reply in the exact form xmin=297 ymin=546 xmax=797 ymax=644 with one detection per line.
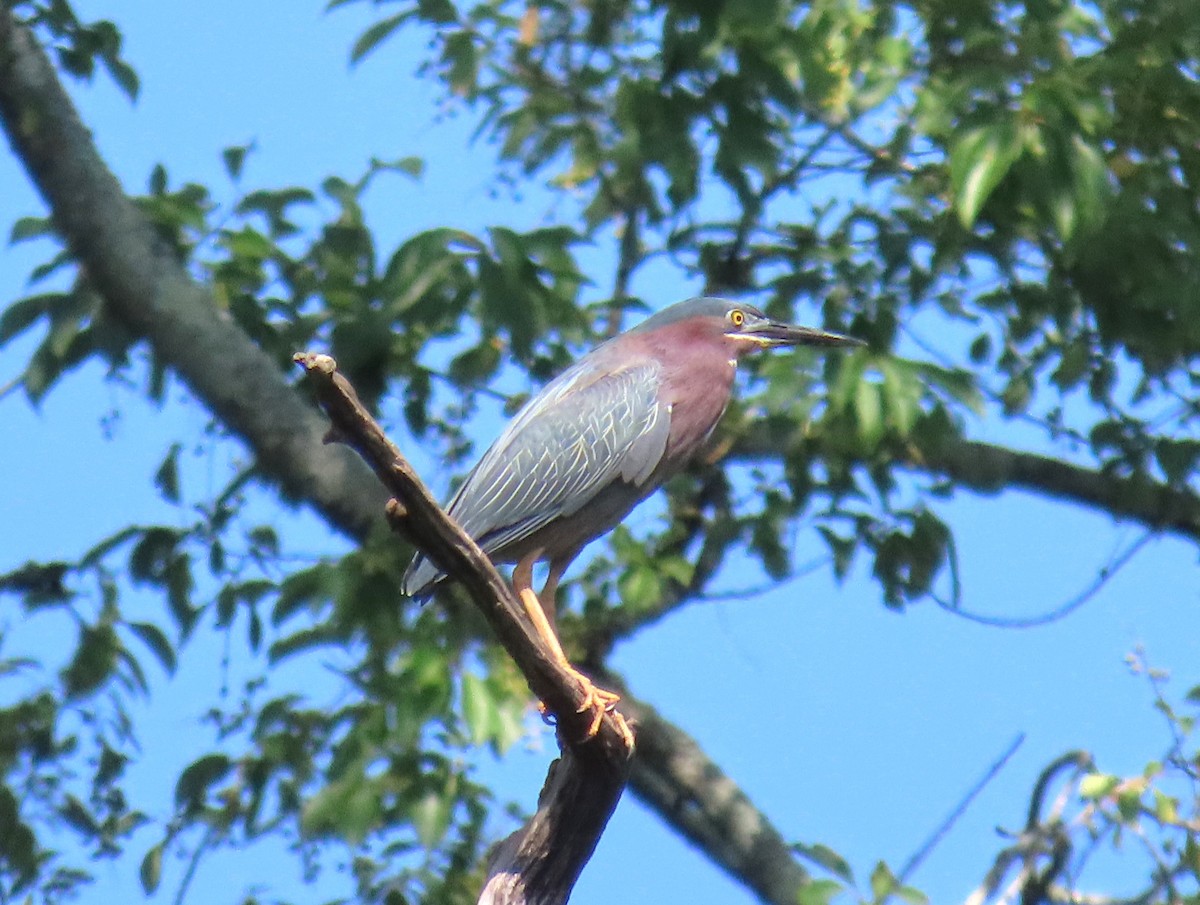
xmin=1 ymin=0 xmax=1199 ymax=903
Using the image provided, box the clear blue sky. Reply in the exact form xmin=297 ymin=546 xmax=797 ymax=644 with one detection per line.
xmin=1 ymin=3 xmax=1196 ymax=903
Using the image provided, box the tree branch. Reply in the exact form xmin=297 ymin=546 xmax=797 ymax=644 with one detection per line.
xmin=733 ymin=424 xmax=1200 ymax=544
xmin=0 ymin=9 xmax=384 ymax=542
xmin=912 ymin=438 xmax=1200 ymax=541
xmin=295 ymin=352 xmax=633 ymax=905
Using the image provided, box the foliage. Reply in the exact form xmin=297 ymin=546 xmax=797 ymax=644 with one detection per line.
xmin=2 ymin=0 xmax=1200 ymax=902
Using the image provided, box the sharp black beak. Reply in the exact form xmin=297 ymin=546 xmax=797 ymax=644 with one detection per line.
xmin=746 ymin=320 xmax=866 ymax=349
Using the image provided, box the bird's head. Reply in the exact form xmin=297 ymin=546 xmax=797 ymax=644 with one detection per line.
xmin=632 ymin=297 xmax=863 ymax=358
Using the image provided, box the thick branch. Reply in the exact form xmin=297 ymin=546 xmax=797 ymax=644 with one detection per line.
xmin=0 ymin=9 xmax=384 ymax=541
xmin=295 ymin=353 xmax=632 ymax=905
xmin=911 ymin=438 xmax=1200 ymax=542
xmin=733 ymin=425 xmax=1200 ymax=544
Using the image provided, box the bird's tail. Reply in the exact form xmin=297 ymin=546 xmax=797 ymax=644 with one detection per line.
xmin=401 ymin=554 xmax=441 ymax=600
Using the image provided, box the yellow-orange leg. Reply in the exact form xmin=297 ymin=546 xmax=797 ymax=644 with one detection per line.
xmin=512 ymin=553 xmax=621 ymax=740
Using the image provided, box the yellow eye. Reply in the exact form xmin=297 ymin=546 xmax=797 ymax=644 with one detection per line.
xmin=729 ymin=309 xmax=745 ymax=328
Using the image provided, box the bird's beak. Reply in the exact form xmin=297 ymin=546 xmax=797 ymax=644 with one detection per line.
xmin=735 ymin=320 xmax=866 ymax=349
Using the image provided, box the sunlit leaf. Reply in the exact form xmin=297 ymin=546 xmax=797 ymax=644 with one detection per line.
xmin=949 ymin=122 xmax=1026 ymax=227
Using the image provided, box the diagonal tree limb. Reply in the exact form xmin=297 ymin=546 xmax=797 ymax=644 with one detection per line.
xmin=295 ymin=352 xmax=634 ymax=905
xmin=0 ymin=9 xmax=385 ymax=542
xmin=906 ymin=438 xmax=1200 ymax=542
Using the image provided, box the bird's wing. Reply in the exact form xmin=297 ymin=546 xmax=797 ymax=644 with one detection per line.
xmin=402 ymin=358 xmax=669 ymax=595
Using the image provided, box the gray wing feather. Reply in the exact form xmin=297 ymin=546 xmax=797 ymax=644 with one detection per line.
xmin=402 ymin=358 xmax=668 ymax=595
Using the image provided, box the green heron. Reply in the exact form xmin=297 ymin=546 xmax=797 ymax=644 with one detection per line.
xmin=403 ymin=297 xmax=861 ymax=731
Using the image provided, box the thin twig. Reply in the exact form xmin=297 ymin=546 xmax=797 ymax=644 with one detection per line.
xmin=898 ymin=732 xmax=1025 ymax=885
xmin=172 ymin=825 xmax=218 ymax=905
xmin=934 ymin=531 xmax=1154 ymax=628
xmin=693 ymin=555 xmax=829 ymax=603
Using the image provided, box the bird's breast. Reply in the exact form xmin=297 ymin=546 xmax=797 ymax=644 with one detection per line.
xmin=662 ymin=356 xmax=737 ymax=462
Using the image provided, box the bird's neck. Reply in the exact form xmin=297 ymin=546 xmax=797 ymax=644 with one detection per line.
xmin=643 ymin=320 xmax=738 ymax=462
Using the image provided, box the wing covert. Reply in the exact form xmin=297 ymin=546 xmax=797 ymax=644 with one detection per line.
xmin=452 ymin=358 xmax=669 ymax=545
xmin=402 ymin=358 xmax=669 ymax=596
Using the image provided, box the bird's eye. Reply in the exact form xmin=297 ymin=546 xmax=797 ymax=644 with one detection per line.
xmin=729 ymin=309 xmax=745 ymax=328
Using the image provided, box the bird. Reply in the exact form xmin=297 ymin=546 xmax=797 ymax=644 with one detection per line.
xmin=403 ymin=297 xmax=862 ymax=734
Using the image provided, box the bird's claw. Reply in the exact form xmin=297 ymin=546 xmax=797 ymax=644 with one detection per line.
xmin=574 ymin=679 xmax=621 ymax=740
xmin=535 ymin=675 xmax=627 ymax=745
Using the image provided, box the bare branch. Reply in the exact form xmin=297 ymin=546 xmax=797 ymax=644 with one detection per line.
xmin=295 ymin=352 xmax=633 ymax=905
xmin=934 ymin=531 xmax=1154 ymax=628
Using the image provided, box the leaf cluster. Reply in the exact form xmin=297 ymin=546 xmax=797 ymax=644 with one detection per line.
xmin=4 ymin=0 xmax=1200 ymax=901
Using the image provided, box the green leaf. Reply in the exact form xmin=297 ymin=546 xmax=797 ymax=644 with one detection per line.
xmin=269 ymin=625 xmax=338 ymax=663
xmin=797 ymin=879 xmax=844 ymax=905
xmin=461 ymin=672 xmax=494 ymax=746
xmin=371 ymin=155 xmax=424 ymax=179
xmin=79 ymin=525 xmax=142 ymax=568
xmin=869 ymin=860 xmax=898 ymax=901
xmin=59 ymin=793 xmax=98 ymax=837
xmin=221 ymin=143 xmax=255 ymax=180
xmin=301 ymin=772 xmax=380 ymax=843
xmin=350 ymin=12 xmax=409 ymax=64
xmin=62 ymin=624 xmax=120 ymax=698
xmin=103 ymin=55 xmax=140 ymax=100
xmin=0 ymin=294 xmax=56 ymax=346
xmin=817 ymin=527 xmax=857 ymax=581
xmin=1156 ymin=439 xmax=1200 ymax=485
xmin=895 ymin=885 xmax=929 ymax=905
xmin=0 ymin=788 xmax=38 ymax=890
xmin=126 ymin=621 xmax=177 ymax=673
xmin=9 ymin=216 xmax=53 ymax=244
xmin=175 ymin=754 xmax=233 ymax=811
xmin=154 ymin=443 xmax=182 ymax=503
xmin=273 ymin=564 xmax=335 ymax=624
xmin=1078 ymin=772 xmax=1119 ymax=799
xmin=129 ymin=527 xmax=182 ymax=582
xmin=27 ymin=249 xmax=75 ymax=285
xmin=443 ymin=30 xmax=478 ymax=96
xmin=0 ymin=560 xmax=70 ymax=605
xmin=793 ymin=841 xmax=855 ymax=883
xmin=950 ymin=122 xmax=1026 ymax=227
xmin=411 ymin=786 xmax=453 ymax=850
xmin=855 ymin=380 xmax=884 ymax=448
xmin=139 ymin=842 xmax=163 ymax=894
xmin=1066 ymin=135 xmax=1111 ymax=239
xmin=618 ymin=564 xmax=660 ymax=610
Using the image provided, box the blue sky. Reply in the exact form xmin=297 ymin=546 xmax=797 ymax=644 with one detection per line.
xmin=1 ymin=3 xmax=1197 ymax=903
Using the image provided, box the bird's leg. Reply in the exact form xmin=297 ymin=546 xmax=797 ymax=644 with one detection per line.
xmin=511 ymin=553 xmax=570 ymax=666
xmin=541 ymin=562 xmax=621 ymax=717
xmin=538 ymin=563 xmax=564 ymax=636
xmin=511 ymin=553 xmax=620 ymax=740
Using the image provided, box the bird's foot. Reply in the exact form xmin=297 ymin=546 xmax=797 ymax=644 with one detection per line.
xmin=515 ymin=585 xmax=632 ymax=746
xmin=572 ymin=672 xmax=621 ymax=739
xmin=537 ymin=671 xmax=632 ymax=747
